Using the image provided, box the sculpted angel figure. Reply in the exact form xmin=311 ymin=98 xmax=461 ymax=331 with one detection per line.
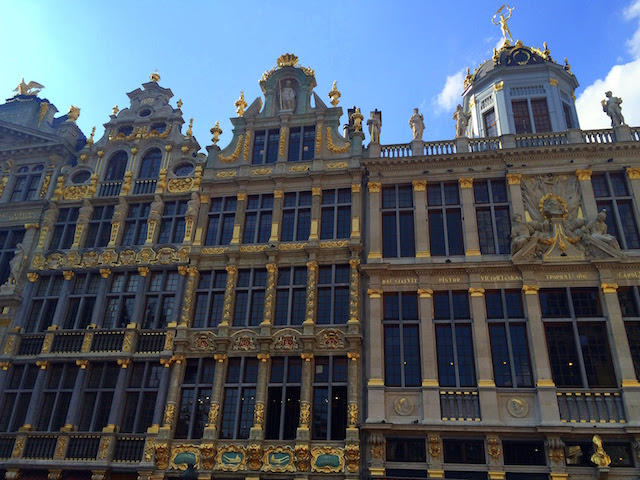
xmin=409 ymin=108 xmax=425 ymax=141
xmin=280 ymin=80 xmax=296 ymax=111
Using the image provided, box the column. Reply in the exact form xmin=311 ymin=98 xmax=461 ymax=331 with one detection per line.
xmin=418 ymin=287 xmax=440 ymax=422
xmin=366 ymin=287 xmax=385 ymax=422
xmin=309 ymin=186 xmax=322 ymax=243
xmin=297 ymin=352 xmax=314 ymax=441
xmin=204 ymin=354 xmax=227 ymax=439
xmin=303 ymin=261 xmax=317 ymax=327
xmin=219 ymin=265 xmax=237 ymax=328
xmin=413 ymin=180 xmax=430 ymax=258
xmin=367 ymin=182 xmax=382 ymax=260
xmin=64 ymin=360 xmax=89 ymax=429
xmin=108 ymin=199 xmax=129 ymax=247
xmin=348 ymin=259 xmax=360 ymax=327
xmin=351 ymin=183 xmax=362 ymax=241
xmin=179 ymin=267 xmax=198 ymax=326
xmin=71 ymin=201 xmax=93 ymax=249
xmin=522 ymin=285 xmax=560 ymax=423
xmin=626 ymin=168 xmax=640 ymax=214
xmin=576 ymin=169 xmax=597 ymax=217
xmin=152 ymin=363 xmax=172 ymax=426
xmin=230 ymin=191 xmax=246 ymax=246
xmin=36 ymin=205 xmax=60 ymax=251
xmin=161 ymin=356 xmax=185 ymax=430
xmin=270 ymin=188 xmax=284 ymax=243
xmin=261 ymin=263 xmax=277 ymax=327
xmin=145 ymin=196 xmax=164 ymax=245
xmin=250 ymin=353 xmax=270 ymax=439
xmin=459 ymin=177 xmax=480 ymax=257
xmin=23 ymin=362 xmax=49 ymax=428
xmin=192 ymin=194 xmax=210 ymax=246
xmin=106 ymin=361 xmax=130 ymax=429
xmin=347 ymin=352 xmax=360 ymax=430
xmin=506 ymin=174 xmax=524 ymax=217
xmin=469 ymin=287 xmax=499 ymax=424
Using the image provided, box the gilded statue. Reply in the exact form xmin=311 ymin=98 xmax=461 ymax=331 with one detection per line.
xmin=13 ymin=78 xmax=44 ymax=96
xmin=602 ymin=91 xmax=626 ymax=127
xmin=367 ymin=110 xmax=381 ymax=143
xmin=453 ymin=104 xmax=471 ymax=138
xmin=492 ymin=4 xmax=515 ymax=45
xmin=67 ymin=106 xmax=80 ymax=123
xmin=590 ymin=435 xmax=611 ymax=467
xmin=409 ymin=108 xmax=425 ymax=141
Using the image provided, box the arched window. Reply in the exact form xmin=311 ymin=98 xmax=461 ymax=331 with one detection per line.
xmin=105 ymin=151 xmax=128 ymax=181
xmin=10 ymin=164 xmax=44 ymax=202
xmin=139 ymin=149 xmax=162 ymax=179
xmin=174 ymin=163 xmax=194 ymax=177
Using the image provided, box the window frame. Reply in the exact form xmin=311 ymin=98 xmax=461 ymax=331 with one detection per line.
xmin=383 ymin=292 xmax=422 ymax=387
xmin=121 ymin=202 xmax=150 ymax=246
xmin=274 ymin=266 xmax=307 ymax=326
xmin=102 ymin=271 xmax=141 ymax=329
xmin=320 ymin=188 xmax=351 ymax=240
xmin=483 ymin=108 xmax=498 ymax=137
xmin=78 ymin=362 xmax=120 ymax=432
xmin=0 ymin=228 xmax=24 ymax=285
xmin=49 ymin=207 xmax=80 ymax=251
xmin=175 ymin=358 xmax=216 ymax=439
xmin=317 ymin=264 xmax=349 ymax=325
xmin=0 ymin=363 xmax=37 ymax=432
xmin=157 ymin=200 xmax=187 ymax=244
xmin=25 ymin=274 xmax=64 ymax=332
xmin=287 ymin=125 xmax=316 ymax=162
xmin=382 ymin=185 xmax=415 ymax=258
xmin=37 ymin=363 xmax=79 ymax=432
xmin=10 ymin=165 xmax=44 ymax=202
xmin=120 ymin=361 xmax=163 ymax=434
xmin=281 ymin=191 xmax=312 ymax=242
xmin=427 ymin=182 xmax=465 ymax=256
xmin=141 ymin=270 xmax=180 ymax=329
xmin=473 ymin=179 xmax=511 ymax=255
xmin=63 ymin=273 xmax=102 ymax=330
xmin=312 ymin=356 xmax=347 ymax=441
xmin=220 ymin=357 xmax=258 ymax=440
xmin=233 ymin=268 xmax=267 ymax=327
xmin=193 ymin=270 xmax=227 ymax=329
xmin=85 ymin=205 xmax=115 ymax=248
xmin=252 ymin=129 xmax=280 ymax=165
xmin=205 ymin=196 xmax=237 ymax=246
xmin=265 ymin=356 xmax=302 ymax=440
xmin=242 ymin=194 xmax=273 ymax=244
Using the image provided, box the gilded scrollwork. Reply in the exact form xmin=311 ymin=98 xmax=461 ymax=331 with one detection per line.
xmin=167 ymin=177 xmax=194 ymax=193
xmin=201 ymin=443 xmax=216 ymax=469
xmin=247 ymin=443 xmax=264 ymax=471
xmin=311 ymin=446 xmax=345 ymax=473
xmin=344 ymin=444 xmax=360 ymax=473
xmin=219 ymin=134 xmax=243 ymax=163
xmin=170 ymin=445 xmax=201 ymax=470
xmin=348 ymin=402 xmax=358 ymax=426
xmin=263 ymin=445 xmax=296 ymax=472
xmin=326 ymin=126 xmax=350 ymax=153
xmin=216 ymin=445 xmax=246 ymax=471
xmin=155 ymin=442 xmax=170 ymax=469
xmin=207 ymin=403 xmax=220 ymax=428
xmin=295 ymin=444 xmax=311 ymax=471
xmin=300 ymin=401 xmax=311 ymax=428
xmin=143 ymin=437 xmax=155 ymax=462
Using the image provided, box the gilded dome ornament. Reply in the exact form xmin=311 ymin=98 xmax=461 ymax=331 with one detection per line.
xmin=328 ymin=81 xmax=341 ymax=107
xmin=177 ymin=99 xmax=183 ymax=109
xmin=235 ymin=91 xmax=248 ymax=117
xmin=149 ymin=70 xmax=161 ymax=82
xmin=277 ymin=53 xmax=299 ymax=68
xmin=210 ymin=121 xmax=223 ymax=145
xmin=186 ymin=118 xmax=194 ymax=138
xmin=112 ymin=105 xmax=119 ymax=115
xmin=87 ymin=126 xmax=96 ymax=146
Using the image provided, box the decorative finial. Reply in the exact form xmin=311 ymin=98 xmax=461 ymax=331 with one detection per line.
xmin=542 ymin=41 xmax=551 ymax=59
xmin=177 ymin=99 xmax=183 ymax=109
xmin=235 ymin=91 xmax=248 ymax=117
xmin=491 ymin=5 xmax=515 ymax=46
xmin=351 ymin=107 xmax=364 ymax=133
xmin=463 ymin=67 xmax=473 ymax=88
xmin=13 ymin=78 xmax=44 ymax=97
xmin=276 ymin=53 xmax=299 ymax=68
xmin=564 ymin=57 xmax=572 ymax=74
xmin=67 ymin=106 xmax=80 ymax=123
xmin=328 ymin=81 xmax=341 ymax=107
xmin=150 ymin=70 xmax=161 ymax=82
xmin=87 ymin=126 xmax=96 ymax=146
xmin=113 ymin=105 xmax=119 ymax=115
xmin=210 ymin=121 xmax=223 ymax=145
xmin=186 ymin=118 xmax=194 ymax=138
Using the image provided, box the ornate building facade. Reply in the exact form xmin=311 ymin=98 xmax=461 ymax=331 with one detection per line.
xmin=0 ymin=27 xmax=640 ymax=480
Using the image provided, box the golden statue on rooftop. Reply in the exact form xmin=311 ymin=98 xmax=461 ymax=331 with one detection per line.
xmin=13 ymin=78 xmax=44 ymax=96
xmin=492 ymin=4 xmax=515 ymax=46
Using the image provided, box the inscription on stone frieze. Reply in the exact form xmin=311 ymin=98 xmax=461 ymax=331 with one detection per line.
xmin=618 ymin=271 xmax=640 ymax=279
xmin=437 ymin=276 xmax=462 ymax=284
xmin=0 ymin=210 xmax=40 ymax=223
xmin=381 ymin=277 xmax=418 ymax=285
xmin=545 ymin=273 xmax=588 ymax=281
xmin=480 ymin=274 xmax=522 ymax=282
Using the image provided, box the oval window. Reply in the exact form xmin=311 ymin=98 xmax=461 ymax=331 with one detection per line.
xmin=139 ymin=108 xmax=152 ymax=117
xmin=72 ymin=170 xmax=91 ymax=184
xmin=174 ymin=163 xmax=195 ymax=177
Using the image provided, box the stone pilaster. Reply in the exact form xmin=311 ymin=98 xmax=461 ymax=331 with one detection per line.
xmin=161 ymin=356 xmax=185 ymax=430
xmin=351 ymin=183 xmax=362 ymax=241
xmin=219 ymin=265 xmax=237 ymax=328
xmin=193 ymin=194 xmax=211 ymax=246
xmin=153 ymin=363 xmax=172 ymax=426
xmin=106 ymin=360 xmax=131 ymax=429
xmin=506 ymin=173 xmax=524 ymax=217
xmin=576 ymin=169 xmax=597 ymax=218
xmin=230 ymin=191 xmax=246 ymax=245
xmin=250 ymin=353 xmax=270 ymax=439
xmin=459 ymin=177 xmax=480 ymax=256
xmin=270 ymin=188 xmax=284 ymax=243
xmin=179 ymin=267 xmax=198 ymax=326
xmin=418 ymin=287 xmax=440 ymax=422
xmin=204 ymin=353 xmax=227 ymax=439
xmin=297 ymin=352 xmax=314 ymax=441
xmin=366 ymin=287 xmax=385 ymax=422
xmin=309 ymin=186 xmax=321 ymax=242
xmin=413 ymin=180 xmax=430 ymax=258
xmin=64 ymin=360 xmax=89 ymax=429
xmin=626 ymin=167 xmax=640 ymax=217
xmin=367 ymin=182 xmax=382 ymax=260
xmin=23 ymin=362 xmax=48 ymax=428
xmin=303 ymin=261 xmax=317 ymax=327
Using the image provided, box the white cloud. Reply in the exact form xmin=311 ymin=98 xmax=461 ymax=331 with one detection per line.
xmin=433 ymin=70 xmax=464 ymax=114
xmin=576 ymin=0 xmax=640 ymax=129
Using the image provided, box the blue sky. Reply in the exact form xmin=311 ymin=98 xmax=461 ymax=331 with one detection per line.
xmin=2 ymin=1 xmax=639 ymax=148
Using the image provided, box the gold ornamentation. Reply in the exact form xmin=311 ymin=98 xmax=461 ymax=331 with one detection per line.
xmin=36 ymin=360 xmax=49 ymax=369
xmin=98 ymin=436 xmax=112 ymax=460
xmin=506 ymin=397 xmax=529 ymax=417
xmin=120 ymin=171 xmax=133 ymax=195
xmin=327 ymin=161 xmax=348 ymax=169
xmin=219 ymin=134 xmax=243 ymax=163
xmin=27 ymin=272 xmax=38 ymax=282
xmin=81 ymin=333 xmax=93 ymax=353
xmin=170 ymin=444 xmax=201 ymax=470
xmin=273 ymin=189 xmax=283 ymax=199
xmin=300 ymin=402 xmax=311 ymax=427
xmin=576 ymin=169 xmax=592 ymax=181
xmin=122 ymin=330 xmax=134 ymax=352
xmin=522 ymin=285 xmax=539 ymax=295
xmin=52 ymin=175 xmax=65 ymax=200
xmin=42 ymin=333 xmax=53 ymax=353
xmin=393 ymin=396 xmax=414 ymax=415
xmin=626 ymin=167 xmax=640 ymax=180
xmin=62 ymin=270 xmax=74 ymax=280
xmin=163 ymin=331 xmax=174 ymax=351
xmin=12 ymin=435 xmax=25 ymax=458
xmin=348 ymin=403 xmax=358 ymax=426
xmin=368 ymin=181 xmax=381 ymax=193
xmin=469 ymin=287 xmax=485 ymax=297
xmin=458 ymin=177 xmax=474 ymax=189
xmin=186 ymin=117 xmax=194 ymax=138
xmin=329 ymin=81 xmax=341 ymax=107
xmin=40 ymin=172 xmax=52 ymax=197
xmin=217 ymin=170 xmax=237 ymax=178
xmin=38 ymin=101 xmax=50 ymax=127
xmin=239 ymin=245 xmax=267 ymax=253
xmin=487 ymin=438 xmax=501 ymax=462
xmin=351 ymin=107 xmax=364 ymax=132
xmin=167 ymin=177 xmax=194 ymax=193
xmin=201 ymin=443 xmax=216 ymax=469
xmin=235 ymin=91 xmax=248 ymax=116
xmin=0 ymin=175 xmax=8 ymax=199
xmin=319 ymin=240 xmax=349 ymax=248
xmin=418 ymin=288 xmax=433 ymax=298
xmin=506 ymin=173 xmax=522 ymax=185
xmin=180 ymin=268 xmax=198 ymax=325
xmin=311 ymin=446 xmax=345 ymax=473
xmin=155 ymin=442 xmax=170 ymax=469
xmin=352 ymin=183 xmax=361 ymax=193
xmin=412 ymin=180 xmax=426 ymax=191
xmin=429 ymin=437 xmax=441 ymax=460
xmin=54 ymin=436 xmax=68 ymax=459
xmin=590 ymin=435 xmax=611 ymax=467
xmin=202 ymin=247 xmax=229 ymax=254
xmin=163 ymin=403 xmax=176 ymax=425
xmin=547 ymin=446 xmax=564 ymax=464
xmin=99 ymin=268 xmax=111 ymax=278
xmin=214 ymin=353 xmax=227 ymax=362
xmin=326 ymin=127 xmax=350 ymax=153
xmin=243 ymin=130 xmax=251 ymax=160
xmin=304 ymin=262 xmax=317 ymax=324
xmin=210 ymin=121 xmax=223 ymax=145
xmin=232 ymin=334 xmax=257 ymax=351
xmin=0 ymin=361 xmax=10 ymax=370
xmin=278 ymin=242 xmax=307 ymax=251
xmin=601 ymin=283 xmax=618 ymax=294
xmin=216 ymin=445 xmax=246 ymax=471
xmin=263 ymin=445 xmax=296 ymax=473
xmin=290 ymin=164 xmax=309 ymax=172
xmin=207 ymin=403 xmax=220 ymax=427
xmin=252 ymin=167 xmax=273 ymax=175
xmin=494 ymin=80 xmax=504 ymax=91
xmin=76 ymin=359 xmax=89 ymax=369
xmin=368 ymin=288 xmax=383 ymax=298
xmin=247 ymin=443 xmax=263 ymax=470
xmin=295 ymin=444 xmax=311 ymax=471
xmin=143 ymin=437 xmax=155 ymax=462
xmin=277 ymin=53 xmax=298 ymax=67
xmin=371 ymin=443 xmax=384 ymax=460
xmin=549 ymin=77 xmax=558 ymax=86
xmin=279 ymin=126 xmax=287 ymax=158
xmin=316 ymin=122 xmax=323 ymax=153
xmin=344 ymin=444 xmax=360 ymax=473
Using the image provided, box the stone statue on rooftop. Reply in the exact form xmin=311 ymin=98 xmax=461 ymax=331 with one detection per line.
xmin=409 ymin=108 xmax=425 ymax=141
xmin=280 ymin=80 xmax=296 ymax=111
xmin=367 ymin=111 xmax=381 ymax=143
xmin=492 ymin=5 xmax=515 ymax=45
xmin=602 ymin=91 xmax=626 ymax=127
xmin=453 ymin=104 xmax=471 ymax=138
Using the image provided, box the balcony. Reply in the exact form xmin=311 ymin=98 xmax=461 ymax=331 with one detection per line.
xmin=98 ymin=181 xmax=122 ymax=197
xmin=557 ymin=390 xmax=626 ymax=423
xmin=440 ymin=390 xmax=481 ymax=421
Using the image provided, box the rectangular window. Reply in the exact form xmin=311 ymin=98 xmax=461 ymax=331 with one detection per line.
xmin=502 ymin=441 xmax=546 ymax=465
xmin=288 ymin=125 xmax=315 ymax=161
xmin=49 ymin=208 xmax=79 ymax=250
xmin=193 ymin=270 xmax=227 ymax=328
xmin=383 ymin=292 xmax=421 ymax=387
xmin=592 ymin=172 xmax=640 ymax=249
xmin=312 ymin=356 xmax=347 ymax=441
xmin=0 ymin=364 xmax=37 ymax=432
xmin=233 ymin=269 xmax=267 ymax=327
xmin=531 ymin=98 xmax=551 ymax=133
xmin=382 ymin=185 xmax=415 ymax=257
xmin=121 ymin=203 xmax=150 ymax=246
xmin=619 ymin=286 xmax=640 ymax=379
xmin=266 ymin=357 xmax=301 ymax=440
xmin=175 ymin=358 xmax=215 ymax=439
xmin=485 ymin=290 xmax=533 ymax=388
xmin=386 ymin=439 xmax=427 ymax=462
xmin=434 ymin=291 xmax=476 ymax=387
xmin=242 ymin=194 xmax=273 ymax=244
xmin=63 ymin=273 xmax=101 ymax=329
xmin=443 ymin=439 xmax=486 ymax=464
xmin=483 ymin=109 xmax=497 ymax=137
xmin=79 ymin=363 xmax=120 ymax=432
xmin=85 ymin=205 xmax=114 ymax=248
xmin=121 ymin=362 xmax=163 ymax=434
xmin=220 ymin=357 xmax=257 ymax=440
xmin=252 ymin=129 xmax=280 ymax=164
xmin=0 ymin=229 xmax=25 ymax=285
xmin=512 ymin=100 xmax=532 ymax=134
xmin=25 ymin=275 xmax=64 ymax=332
xmin=103 ymin=272 xmax=141 ymax=329
xmin=142 ymin=271 xmax=179 ymax=329
xmin=158 ymin=200 xmax=187 ymax=244
xmin=37 ymin=363 xmax=79 ymax=432
xmin=281 ymin=191 xmax=312 ymax=242
xmin=428 ymin=183 xmax=464 ymax=256
xmin=563 ymin=103 xmax=574 ymax=129
xmin=274 ymin=266 xmax=307 ymax=326
xmin=317 ymin=265 xmax=349 ymax=325
xmin=541 ymin=287 xmax=616 ymax=388
xmin=474 ymin=179 xmax=510 ymax=254
xmin=205 ymin=196 xmax=236 ymax=245
xmin=320 ymin=188 xmax=351 ymax=240
xmin=10 ymin=166 xmax=43 ymax=202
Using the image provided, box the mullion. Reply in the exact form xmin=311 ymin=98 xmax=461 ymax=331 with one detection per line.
xmin=501 ymin=291 xmax=519 ymax=386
